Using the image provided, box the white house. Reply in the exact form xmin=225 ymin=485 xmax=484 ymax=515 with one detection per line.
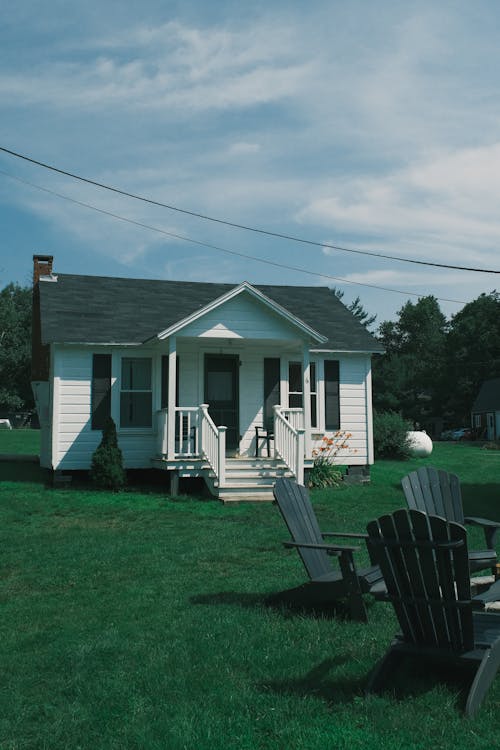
xmin=471 ymin=378 xmax=500 ymax=440
xmin=31 ymin=255 xmax=383 ymax=500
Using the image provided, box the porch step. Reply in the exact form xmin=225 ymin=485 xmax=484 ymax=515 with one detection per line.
xmin=218 ymin=485 xmax=276 ymax=502
xmin=210 ymin=457 xmax=291 ymax=502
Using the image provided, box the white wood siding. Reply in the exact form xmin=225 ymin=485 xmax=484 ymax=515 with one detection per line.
xmin=50 ymin=341 xmax=374 ymax=469
xmin=180 ymin=293 xmax=301 ymax=340
xmin=53 ymin=346 xmax=157 ymax=470
xmin=311 ymin=354 xmax=371 ymax=465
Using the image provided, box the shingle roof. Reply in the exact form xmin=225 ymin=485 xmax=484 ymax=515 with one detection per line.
xmin=39 ymin=273 xmax=383 ymax=352
xmin=472 ymin=378 xmax=500 ymax=412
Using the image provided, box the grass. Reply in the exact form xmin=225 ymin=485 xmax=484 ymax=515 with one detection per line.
xmin=2 ymin=437 xmax=500 ymax=748
xmin=0 ymin=428 xmax=40 ymax=455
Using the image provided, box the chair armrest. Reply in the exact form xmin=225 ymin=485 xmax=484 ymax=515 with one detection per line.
xmin=472 ymin=578 xmax=500 ymax=607
xmin=465 ymin=516 xmax=500 ymax=528
xmin=322 ymin=531 xmax=369 ymax=540
xmin=283 ymin=540 xmax=360 ymax=554
xmin=465 ymin=517 xmax=500 ymax=549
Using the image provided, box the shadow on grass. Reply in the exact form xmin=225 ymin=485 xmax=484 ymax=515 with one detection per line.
xmin=0 ymin=459 xmax=49 ymax=484
xmin=263 ymin=655 xmax=472 ymax=711
xmin=190 ymin=590 xmax=369 ymax=621
xmin=365 ymin=655 xmax=475 ymax=713
xmin=262 ymin=658 xmax=365 ymax=707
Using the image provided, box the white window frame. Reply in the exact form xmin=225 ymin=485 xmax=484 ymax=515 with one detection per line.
xmin=120 ymin=356 xmax=153 ymax=429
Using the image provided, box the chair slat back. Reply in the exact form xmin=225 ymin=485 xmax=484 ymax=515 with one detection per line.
xmin=273 ymin=478 xmax=332 ymax=579
xmin=367 ymin=509 xmax=474 ymax=652
xmin=402 ymin=467 xmax=465 ymax=524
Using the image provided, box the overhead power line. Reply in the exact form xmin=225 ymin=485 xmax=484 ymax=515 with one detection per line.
xmin=0 ymin=167 xmax=467 ymax=305
xmin=1 ymin=144 xmax=500 ymax=275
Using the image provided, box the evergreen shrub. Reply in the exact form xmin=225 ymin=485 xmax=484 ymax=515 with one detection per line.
xmin=90 ymin=417 xmax=126 ymax=490
xmin=373 ymin=411 xmax=412 ymax=460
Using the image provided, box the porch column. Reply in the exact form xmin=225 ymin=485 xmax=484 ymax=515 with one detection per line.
xmin=167 ymin=336 xmax=177 ymax=460
xmin=302 ymin=345 xmax=312 ymax=459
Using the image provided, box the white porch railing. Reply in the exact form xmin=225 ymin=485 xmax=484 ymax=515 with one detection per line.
xmin=280 ymin=408 xmax=304 ymax=431
xmin=273 ymin=405 xmax=305 ymax=484
xmin=200 ymin=404 xmax=226 ymax=487
xmin=156 ymin=407 xmax=200 ymax=457
xmin=156 ymin=404 xmax=226 ymax=487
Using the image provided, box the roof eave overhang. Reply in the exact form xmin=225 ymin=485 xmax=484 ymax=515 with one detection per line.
xmin=310 ymin=348 xmax=385 ymax=355
xmin=152 ymin=282 xmax=327 ymax=344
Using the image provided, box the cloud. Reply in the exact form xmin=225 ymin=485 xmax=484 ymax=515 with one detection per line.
xmin=226 ymin=142 xmax=261 ymax=156
xmin=0 ymin=19 xmax=312 ymax=115
xmin=305 ymin=142 xmax=500 ymax=269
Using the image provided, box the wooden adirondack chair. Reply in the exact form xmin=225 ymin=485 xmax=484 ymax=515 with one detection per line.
xmin=401 ymin=466 xmax=500 ymax=574
xmin=366 ymin=508 xmax=500 ymax=717
xmin=271 ymin=478 xmax=384 ymax=621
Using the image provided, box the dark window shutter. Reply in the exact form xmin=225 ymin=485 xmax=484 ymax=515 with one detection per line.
xmin=92 ymin=354 xmax=111 ymax=430
xmin=264 ymin=358 xmax=280 ymax=430
xmin=324 ymin=360 xmax=340 ymax=430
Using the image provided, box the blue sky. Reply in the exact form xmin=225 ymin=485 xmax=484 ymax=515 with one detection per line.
xmin=2 ymin=0 xmax=500 ymax=325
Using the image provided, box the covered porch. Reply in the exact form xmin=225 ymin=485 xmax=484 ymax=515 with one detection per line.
xmin=154 ymin=402 xmax=308 ymax=493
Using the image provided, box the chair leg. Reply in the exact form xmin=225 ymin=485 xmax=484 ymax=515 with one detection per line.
xmin=465 ymin=643 xmax=500 ymax=717
xmin=338 ymin=551 xmax=367 ymax=621
xmin=345 ymin=590 xmax=368 ymax=622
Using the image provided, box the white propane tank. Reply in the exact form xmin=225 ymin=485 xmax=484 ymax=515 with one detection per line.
xmin=407 ymin=430 xmax=433 ymax=457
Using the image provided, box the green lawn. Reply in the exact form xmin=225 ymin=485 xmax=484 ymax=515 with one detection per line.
xmin=0 ymin=427 xmax=40 ymax=455
xmin=2 ymin=442 xmax=500 ymax=749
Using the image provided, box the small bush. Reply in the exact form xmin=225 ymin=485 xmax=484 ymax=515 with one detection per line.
xmin=90 ymin=417 xmax=126 ymax=490
xmin=373 ymin=411 xmax=412 ymax=460
xmin=482 ymin=441 xmax=500 ymax=451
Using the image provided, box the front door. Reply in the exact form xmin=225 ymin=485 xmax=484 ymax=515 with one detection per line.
xmin=204 ymin=354 xmax=239 ymax=451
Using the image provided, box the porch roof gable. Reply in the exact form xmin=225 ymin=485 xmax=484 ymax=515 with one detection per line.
xmin=154 ymin=281 xmax=327 ymax=343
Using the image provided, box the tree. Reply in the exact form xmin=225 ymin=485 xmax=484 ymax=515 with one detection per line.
xmin=0 ymin=283 xmax=32 ymax=413
xmin=445 ymin=291 xmax=500 ymax=422
xmin=373 ymin=296 xmax=448 ymax=426
xmin=332 ymin=288 xmax=377 ymax=329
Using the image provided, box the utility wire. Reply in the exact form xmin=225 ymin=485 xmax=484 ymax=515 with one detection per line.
xmin=1 ymin=144 xmax=499 ymax=275
xmin=0 ymin=167 xmax=467 ymax=305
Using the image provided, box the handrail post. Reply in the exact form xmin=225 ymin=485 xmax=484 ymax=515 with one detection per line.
xmin=218 ymin=426 xmax=227 ymax=488
xmin=273 ymin=404 xmax=281 ymax=459
xmin=296 ymin=428 xmax=305 ymax=485
xmin=158 ymin=408 xmax=168 ymax=455
xmin=200 ymin=404 xmax=208 ymax=459
xmin=167 ymin=337 xmax=177 ymax=460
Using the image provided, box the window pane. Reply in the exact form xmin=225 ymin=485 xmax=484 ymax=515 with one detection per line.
xmin=264 ymin=358 xmax=280 ymax=429
xmin=310 ymin=395 xmax=317 ymax=428
xmin=122 ymin=358 xmax=151 ymax=390
xmin=120 ymin=392 xmax=152 ymax=428
xmin=289 ymin=393 xmax=303 ymax=408
xmin=289 ymin=362 xmax=302 ymax=393
xmin=310 ymin=362 xmax=316 ymax=392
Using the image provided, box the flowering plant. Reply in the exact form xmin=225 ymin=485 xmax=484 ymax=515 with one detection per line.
xmin=308 ymin=431 xmax=352 ymax=488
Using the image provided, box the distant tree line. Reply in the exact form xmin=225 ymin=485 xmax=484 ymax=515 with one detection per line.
xmin=372 ymin=291 xmax=500 ymax=431
xmin=1 ymin=281 xmax=498 ymax=433
xmin=0 ymin=283 xmax=32 ymax=415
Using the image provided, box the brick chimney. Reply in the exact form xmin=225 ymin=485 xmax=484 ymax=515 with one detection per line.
xmin=33 ymin=254 xmax=54 ymax=284
xmin=31 ymin=255 xmax=53 ymax=381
